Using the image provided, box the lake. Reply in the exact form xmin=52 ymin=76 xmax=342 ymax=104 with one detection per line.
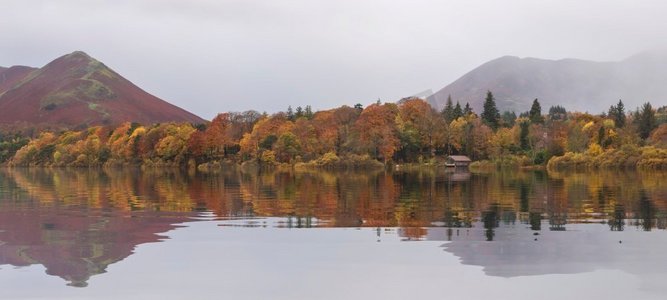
xmin=1 ymin=167 xmax=666 ymax=299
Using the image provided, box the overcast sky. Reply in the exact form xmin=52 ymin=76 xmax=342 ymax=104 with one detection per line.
xmin=2 ymin=0 xmax=667 ymax=119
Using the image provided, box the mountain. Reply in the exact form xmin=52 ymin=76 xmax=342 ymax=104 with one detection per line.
xmin=427 ymin=50 xmax=667 ymax=114
xmin=0 ymin=51 xmax=204 ymax=128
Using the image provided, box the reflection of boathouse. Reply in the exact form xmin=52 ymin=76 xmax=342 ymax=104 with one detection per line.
xmin=445 ymin=155 xmax=472 ymax=168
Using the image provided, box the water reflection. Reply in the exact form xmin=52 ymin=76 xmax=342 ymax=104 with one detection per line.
xmin=0 ymin=168 xmax=666 ymax=286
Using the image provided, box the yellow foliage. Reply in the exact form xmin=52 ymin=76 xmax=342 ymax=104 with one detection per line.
xmin=582 ymin=121 xmax=595 ymax=132
xmin=587 ymin=143 xmax=603 ymax=156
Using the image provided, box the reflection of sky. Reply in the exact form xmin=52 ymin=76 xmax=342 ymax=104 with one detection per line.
xmin=1 ymin=219 xmax=666 ymax=300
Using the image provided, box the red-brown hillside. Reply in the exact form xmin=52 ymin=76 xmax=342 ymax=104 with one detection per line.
xmin=0 ymin=65 xmax=37 ymax=94
xmin=0 ymin=51 xmax=205 ymax=127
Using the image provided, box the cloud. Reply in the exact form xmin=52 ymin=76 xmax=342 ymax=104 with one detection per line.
xmin=2 ymin=0 xmax=667 ymax=119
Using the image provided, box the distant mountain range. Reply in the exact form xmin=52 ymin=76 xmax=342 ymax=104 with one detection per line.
xmin=427 ymin=50 xmax=667 ymax=114
xmin=0 ymin=51 xmax=204 ymax=128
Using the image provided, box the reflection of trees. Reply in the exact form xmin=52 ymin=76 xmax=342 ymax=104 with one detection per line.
xmin=3 ymin=167 xmax=667 ymax=286
xmin=529 ymin=212 xmax=542 ymax=231
xmin=609 ymin=204 xmax=625 ymax=231
xmin=0 ymin=169 xmax=190 ymax=287
xmin=638 ymin=191 xmax=655 ymax=231
xmin=483 ymin=204 xmax=500 ymax=241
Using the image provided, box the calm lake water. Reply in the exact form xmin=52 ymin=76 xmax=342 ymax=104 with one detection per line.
xmin=1 ymin=167 xmax=666 ymax=299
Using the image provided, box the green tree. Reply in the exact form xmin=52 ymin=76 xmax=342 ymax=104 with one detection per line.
xmin=453 ymin=102 xmax=463 ymax=120
xmin=295 ymin=106 xmax=304 ymax=119
xmin=548 ymin=105 xmax=567 ymax=121
xmin=463 ymin=102 xmax=474 ymax=116
xmin=637 ymin=102 xmax=657 ymax=140
xmin=274 ymin=132 xmax=301 ymax=162
xmin=286 ymin=106 xmax=295 ymax=121
xmin=441 ymin=95 xmax=455 ymax=122
xmin=501 ymin=111 xmax=517 ymax=128
xmin=608 ymin=100 xmax=626 ymax=128
xmin=481 ymin=91 xmax=500 ymax=130
xmin=304 ymin=105 xmax=314 ymax=120
xmin=529 ymin=98 xmax=544 ymax=124
xmin=519 ymin=119 xmax=530 ymax=151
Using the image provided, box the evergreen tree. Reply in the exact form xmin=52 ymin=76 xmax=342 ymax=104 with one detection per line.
xmin=637 ymin=102 xmax=657 ymax=140
xmin=441 ymin=95 xmax=455 ymax=122
xmin=481 ymin=91 xmax=501 ymax=130
xmin=286 ymin=106 xmax=295 ymax=121
xmin=519 ymin=120 xmax=530 ymax=151
xmin=529 ymin=98 xmax=544 ymax=124
xmin=463 ymin=102 xmax=473 ymax=116
xmin=453 ymin=101 xmax=463 ymax=120
xmin=295 ymin=106 xmax=304 ymax=119
xmin=304 ymin=105 xmax=314 ymax=119
xmin=548 ymin=105 xmax=567 ymax=121
xmin=608 ymin=99 xmax=626 ymax=128
xmin=501 ymin=111 xmax=517 ymax=127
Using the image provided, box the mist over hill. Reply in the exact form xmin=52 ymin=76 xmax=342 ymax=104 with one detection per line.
xmin=427 ymin=50 xmax=667 ymax=114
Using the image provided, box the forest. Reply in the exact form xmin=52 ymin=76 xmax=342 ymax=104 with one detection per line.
xmin=1 ymin=91 xmax=667 ymax=170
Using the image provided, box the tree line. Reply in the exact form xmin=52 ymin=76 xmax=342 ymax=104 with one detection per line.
xmin=1 ymin=91 xmax=667 ymax=169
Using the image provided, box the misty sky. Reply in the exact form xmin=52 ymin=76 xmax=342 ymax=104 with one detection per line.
xmin=2 ymin=0 xmax=667 ymax=120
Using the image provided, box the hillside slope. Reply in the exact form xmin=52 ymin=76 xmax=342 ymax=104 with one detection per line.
xmin=0 ymin=51 xmax=204 ymax=128
xmin=427 ymin=51 xmax=667 ymax=114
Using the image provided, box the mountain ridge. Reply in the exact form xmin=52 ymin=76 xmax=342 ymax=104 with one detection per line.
xmin=0 ymin=51 xmax=204 ymax=128
xmin=427 ymin=51 xmax=667 ymax=114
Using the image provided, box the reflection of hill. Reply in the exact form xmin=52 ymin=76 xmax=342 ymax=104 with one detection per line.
xmin=0 ymin=210 xmax=185 ymax=286
xmin=424 ymin=224 xmax=667 ymax=278
xmin=0 ymin=169 xmax=192 ymax=286
xmin=1 ymin=168 xmax=667 ymax=285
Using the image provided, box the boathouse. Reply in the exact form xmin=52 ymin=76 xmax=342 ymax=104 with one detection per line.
xmin=446 ymin=155 xmax=472 ymax=167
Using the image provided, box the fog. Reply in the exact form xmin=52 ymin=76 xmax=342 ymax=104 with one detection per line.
xmin=2 ymin=0 xmax=666 ymax=119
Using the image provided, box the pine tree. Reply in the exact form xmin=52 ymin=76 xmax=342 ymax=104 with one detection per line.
xmin=463 ymin=102 xmax=473 ymax=116
xmin=529 ymin=98 xmax=544 ymax=124
xmin=286 ymin=106 xmax=295 ymax=121
xmin=637 ymin=102 xmax=657 ymax=140
xmin=519 ymin=120 xmax=530 ymax=151
xmin=453 ymin=101 xmax=463 ymax=120
xmin=501 ymin=111 xmax=517 ymax=127
xmin=481 ymin=91 xmax=500 ymax=130
xmin=608 ymin=99 xmax=626 ymax=128
xmin=304 ymin=105 xmax=313 ymax=119
xmin=548 ymin=105 xmax=567 ymax=121
xmin=441 ymin=95 xmax=455 ymax=122
xmin=295 ymin=106 xmax=304 ymax=119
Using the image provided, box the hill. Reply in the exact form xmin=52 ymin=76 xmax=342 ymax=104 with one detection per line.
xmin=427 ymin=50 xmax=667 ymax=114
xmin=0 ymin=51 xmax=204 ymax=128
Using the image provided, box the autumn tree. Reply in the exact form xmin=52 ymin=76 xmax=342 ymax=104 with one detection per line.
xmin=188 ymin=113 xmax=233 ymax=162
xmin=353 ymin=103 xmax=399 ymax=163
xmin=274 ymin=132 xmax=301 ymax=162
xmin=239 ymin=113 xmax=293 ymax=160
xmin=155 ymin=123 xmax=196 ymax=164
xmin=649 ymin=124 xmax=667 ymax=148
xmin=397 ymin=99 xmax=440 ymax=159
xmin=332 ymin=105 xmax=361 ymax=155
